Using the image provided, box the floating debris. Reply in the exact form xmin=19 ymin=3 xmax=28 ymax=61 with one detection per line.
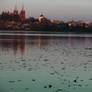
xmin=80 ymin=80 xmax=84 ymax=82
xmin=48 ymin=85 xmax=53 ymax=88
xmin=8 ymin=80 xmax=15 ymax=83
xmin=17 ymin=80 xmax=22 ymax=82
xmin=61 ymin=62 xmax=64 ymax=64
xmin=44 ymin=59 xmax=49 ymax=62
xmin=89 ymin=78 xmax=92 ymax=80
xmin=28 ymin=68 xmax=32 ymax=71
xmin=85 ymin=48 xmax=92 ymax=50
xmin=68 ymin=84 xmax=71 ymax=87
xmin=50 ymin=72 xmax=55 ymax=75
xmin=78 ymin=84 xmax=82 ymax=87
xmin=56 ymin=88 xmax=63 ymax=92
xmin=25 ymin=88 xmax=29 ymax=90
xmin=73 ymin=80 xmax=77 ymax=83
xmin=44 ymin=86 xmax=47 ymax=88
xmin=32 ymin=79 xmax=36 ymax=82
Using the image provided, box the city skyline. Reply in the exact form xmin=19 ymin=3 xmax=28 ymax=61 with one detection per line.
xmin=0 ymin=0 xmax=92 ymax=22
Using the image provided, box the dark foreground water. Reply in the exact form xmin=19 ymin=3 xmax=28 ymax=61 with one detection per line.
xmin=0 ymin=31 xmax=92 ymax=92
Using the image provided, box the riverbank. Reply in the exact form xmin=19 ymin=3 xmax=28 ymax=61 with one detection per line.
xmin=0 ymin=30 xmax=92 ymax=34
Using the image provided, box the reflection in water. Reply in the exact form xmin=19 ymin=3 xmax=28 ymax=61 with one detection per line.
xmin=0 ymin=36 xmax=25 ymax=56
xmin=0 ymin=34 xmax=92 ymax=92
xmin=0 ymin=35 xmax=92 ymax=56
xmin=0 ymin=35 xmax=56 ymax=56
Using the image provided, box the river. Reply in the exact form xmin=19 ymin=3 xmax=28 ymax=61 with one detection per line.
xmin=0 ymin=31 xmax=92 ymax=92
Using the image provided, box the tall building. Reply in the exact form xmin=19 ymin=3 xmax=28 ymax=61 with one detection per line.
xmin=13 ymin=6 xmax=18 ymax=15
xmin=0 ymin=5 xmax=26 ymax=22
xmin=20 ymin=6 xmax=26 ymax=21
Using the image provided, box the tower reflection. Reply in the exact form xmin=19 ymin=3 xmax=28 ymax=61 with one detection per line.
xmin=0 ymin=35 xmax=25 ymax=56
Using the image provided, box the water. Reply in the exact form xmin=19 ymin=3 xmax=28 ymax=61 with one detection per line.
xmin=0 ymin=31 xmax=92 ymax=92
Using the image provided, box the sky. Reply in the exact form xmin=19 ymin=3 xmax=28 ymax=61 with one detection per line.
xmin=0 ymin=0 xmax=92 ymax=22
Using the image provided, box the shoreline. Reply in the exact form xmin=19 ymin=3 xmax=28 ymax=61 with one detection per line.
xmin=0 ymin=31 xmax=92 ymax=37
xmin=0 ymin=30 xmax=92 ymax=34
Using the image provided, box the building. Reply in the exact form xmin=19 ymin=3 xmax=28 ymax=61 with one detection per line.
xmin=20 ymin=6 xmax=26 ymax=21
xmin=39 ymin=14 xmax=46 ymax=23
xmin=38 ymin=14 xmax=51 ymax=25
xmin=0 ymin=5 xmax=26 ymax=22
xmin=51 ymin=20 xmax=64 ymax=24
xmin=13 ymin=6 xmax=18 ymax=15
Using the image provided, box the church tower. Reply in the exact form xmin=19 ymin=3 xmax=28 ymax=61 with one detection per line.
xmin=14 ymin=5 xmax=18 ymax=15
xmin=39 ymin=14 xmax=45 ymax=23
xmin=20 ymin=6 xmax=26 ymax=21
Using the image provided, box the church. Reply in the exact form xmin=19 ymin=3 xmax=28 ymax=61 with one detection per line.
xmin=0 ymin=6 xmax=26 ymax=22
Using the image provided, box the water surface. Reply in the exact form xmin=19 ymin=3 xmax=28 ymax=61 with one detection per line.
xmin=0 ymin=31 xmax=92 ymax=92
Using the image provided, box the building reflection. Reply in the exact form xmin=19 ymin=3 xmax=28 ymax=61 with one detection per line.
xmin=0 ymin=35 xmax=25 ymax=56
xmin=25 ymin=36 xmax=51 ymax=49
xmin=0 ymin=35 xmax=50 ymax=56
xmin=1 ymin=35 xmax=91 ymax=57
xmin=38 ymin=36 xmax=49 ymax=49
xmin=38 ymin=36 xmax=42 ymax=49
xmin=38 ymin=36 xmax=56 ymax=49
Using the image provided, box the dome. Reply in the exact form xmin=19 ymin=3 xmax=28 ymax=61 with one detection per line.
xmin=40 ymin=14 xmax=44 ymax=17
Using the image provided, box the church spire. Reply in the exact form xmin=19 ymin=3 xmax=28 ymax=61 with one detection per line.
xmin=20 ymin=5 xmax=26 ymax=21
xmin=14 ymin=5 xmax=18 ymax=14
xmin=22 ymin=5 xmax=24 ymax=11
xmin=15 ymin=5 xmax=18 ymax=11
